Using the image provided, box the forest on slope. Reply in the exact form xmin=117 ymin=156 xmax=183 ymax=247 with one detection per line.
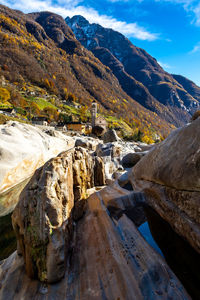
xmin=0 ymin=4 xmax=189 ymax=142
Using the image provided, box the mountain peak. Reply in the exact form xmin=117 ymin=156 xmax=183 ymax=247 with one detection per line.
xmin=66 ymin=15 xmax=89 ymax=28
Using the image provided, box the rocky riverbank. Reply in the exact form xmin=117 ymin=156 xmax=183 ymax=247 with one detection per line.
xmin=0 ymin=121 xmax=200 ymax=299
xmin=0 ymin=180 xmax=190 ymax=299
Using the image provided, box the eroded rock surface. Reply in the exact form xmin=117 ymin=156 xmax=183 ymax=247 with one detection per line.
xmin=0 ymin=133 xmax=191 ymax=299
xmin=122 ymin=151 xmax=147 ymax=168
xmin=0 ymin=184 xmax=190 ymax=299
xmin=132 ymin=118 xmax=200 ymax=253
xmin=75 ymin=137 xmax=100 ymax=151
xmin=103 ymin=129 xmax=120 ymax=143
xmin=0 ymin=121 xmax=74 ymax=216
xmin=12 ymin=147 xmax=105 ymax=283
xmin=96 ymin=142 xmax=122 ymax=181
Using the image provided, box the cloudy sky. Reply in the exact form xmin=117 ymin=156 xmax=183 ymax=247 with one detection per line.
xmin=1 ymin=0 xmax=200 ymax=85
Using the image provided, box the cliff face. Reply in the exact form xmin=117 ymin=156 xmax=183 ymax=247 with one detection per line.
xmin=66 ymin=15 xmax=200 ymax=126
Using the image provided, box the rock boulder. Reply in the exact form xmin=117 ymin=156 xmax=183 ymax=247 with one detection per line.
xmin=103 ymin=129 xmax=119 ymax=143
xmin=132 ymin=118 xmax=200 ymax=253
xmin=0 ymin=122 xmax=74 ymax=216
xmin=1 ymin=183 xmax=190 ymax=299
xmin=96 ymin=142 xmax=122 ymax=181
xmin=12 ymin=147 xmax=105 ymax=283
xmin=122 ymin=151 xmax=147 ymax=168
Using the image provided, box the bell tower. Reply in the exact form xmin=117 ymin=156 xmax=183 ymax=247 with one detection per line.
xmin=91 ymin=101 xmax=97 ymax=127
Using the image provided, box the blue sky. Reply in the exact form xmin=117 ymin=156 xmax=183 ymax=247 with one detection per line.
xmin=2 ymin=0 xmax=200 ymax=85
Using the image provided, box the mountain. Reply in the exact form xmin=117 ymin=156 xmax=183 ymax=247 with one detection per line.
xmin=66 ymin=15 xmax=200 ymax=126
xmin=0 ymin=4 xmax=175 ymax=140
xmin=172 ymin=74 xmax=200 ymax=103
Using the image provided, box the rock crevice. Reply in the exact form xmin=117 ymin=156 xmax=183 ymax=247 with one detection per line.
xmin=12 ymin=147 xmax=105 ymax=283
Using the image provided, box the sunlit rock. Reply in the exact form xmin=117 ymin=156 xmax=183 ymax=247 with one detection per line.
xmin=0 ymin=121 xmax=74 ymax=216
xmin=12 ymin=147 xmax=105 ymax=283
xmin=1 ymin=183 xmax=190 ymax=299
xmin=132 ymin=118 xmax=200 ymax=253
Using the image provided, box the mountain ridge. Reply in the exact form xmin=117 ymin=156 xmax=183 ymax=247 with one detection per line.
xmin=0 ymin=4 xmax=175 ymax=141
xmin=66 ymin=15 xmax=200 ymax=126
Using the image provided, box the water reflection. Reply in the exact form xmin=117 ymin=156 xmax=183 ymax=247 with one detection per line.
xmin=0 ymin=213 xmax=16 ymax=260
xmin=144 ymin=206 xmax=200 ymax=300
xmin=0 ymin=177 xmax=31 ymax=260
xmin=0 ymin=177 xmax=31 ymax=217
xmin=138 ymin=221 xmax=163 ymax=257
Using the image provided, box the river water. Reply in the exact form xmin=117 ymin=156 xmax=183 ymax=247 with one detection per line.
xmin=139 ymin=206 xmax=200 ymax=300
xmin=0 ymin=177 xmax=31 ymax=260
xmin=0 ymin=213 xmax=16 ymax=260
xmin=0 ymin=177 xmax=31 ymax=217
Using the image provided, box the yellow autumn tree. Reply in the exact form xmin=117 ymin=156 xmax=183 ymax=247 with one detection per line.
xmin=30 ymin=102 xmax=40 ymax=115
xmin=0 ymin=88 xmax=10 ymax=103
xmin=80 ymin=105 xmax=88 ymax=122
xmin=42 ymin=107 xmax=59 ymax=121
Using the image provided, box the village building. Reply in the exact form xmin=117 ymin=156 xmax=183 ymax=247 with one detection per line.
xmin=95 ymin=116 xmax=107 ymax=128
xmin=32 ymin=116 xmax=48 ymax=126
xmin=65 ymin=122 xmax=91 ymax=134
xmin=66 ymin=122 xmax=85 ymax=133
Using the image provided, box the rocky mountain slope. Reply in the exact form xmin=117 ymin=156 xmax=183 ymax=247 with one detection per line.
xmin=0 ymin=5 xmax=174 ymax=141
xmin=172 ymin=74 xmax=200 ymax=102
xmin=66 ymin=15 xmax=200 ymax=126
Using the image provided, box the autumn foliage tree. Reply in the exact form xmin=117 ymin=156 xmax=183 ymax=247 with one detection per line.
xmin=9 ymin=89 xmax=27 ymax=108
xmin=30 ymin=102 xmax=40 ymax=115
xmin=80 ymin=105 xmax=88 ymax=122
xmin=42 ymin=107 xmax=59 ymax=121
xmin=0 ymin=87 xmax=10 ymax=103
xmin=67 ymin=92 xmax=76 ymax=102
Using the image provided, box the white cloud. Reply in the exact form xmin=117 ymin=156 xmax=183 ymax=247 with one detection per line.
xmin=189 ymin=42 xmax=200 ymax=53
xmin=158 ymin=61 xmax=172 ymax=69
xmin=155 ymin=0 xmax=200 ymax=25
xmin=105 ymin=0 xmax=200 ymax=27
xmin=193 ymin=3 xmax=200 ymax=25
xmin=1 ymin=0 xmax=158 ymax=41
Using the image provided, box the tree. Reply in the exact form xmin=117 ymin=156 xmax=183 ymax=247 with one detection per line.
xmin=137 ymin=130 xmax=143 ymax=142
xmin=67 ymin=92 xmax=76 ymax=102
xmin=42 ymin=107 xmax=59 ymax=121
xmin=30 ymin=102 xmax=40 ymax=116
xmin=0 ymin=88 xmax=10 ymax=103
xmin=9 ymin=90 xmax=26 ymax=107
xmin=80 ymin=105 xmax=88 ymax=122
xmin=59 ymin=113 xmax=72 ymax=124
